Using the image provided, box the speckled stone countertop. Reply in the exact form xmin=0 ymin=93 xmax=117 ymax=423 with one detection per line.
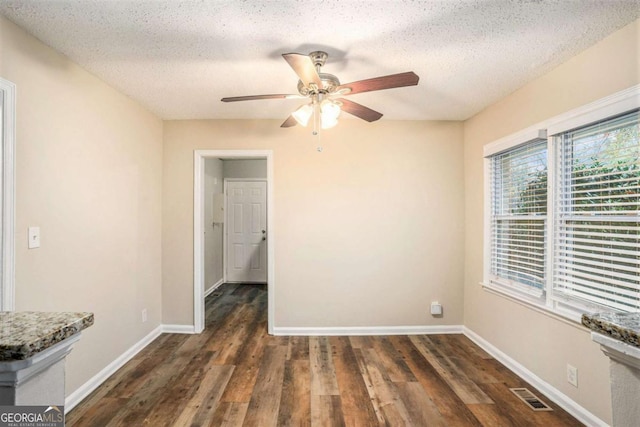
xmin=582 ymin=312 xmax=640 ymax=348
xmin=0 ymin=312 xmax=94 ymax=361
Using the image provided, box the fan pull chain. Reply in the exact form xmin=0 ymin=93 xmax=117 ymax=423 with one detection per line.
xmin=312 ymin=100 xmax=322 ymax=151
xmin=312 ymin=97 xmax=319 ymax=136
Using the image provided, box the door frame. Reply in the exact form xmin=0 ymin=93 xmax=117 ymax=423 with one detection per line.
xmin=0 ymin=78 xmax=16 ymax=311
xmin=223 ymin=178 xmax=268 ymax=283
xmin=193 ymin=150 xmax=274 ymax=334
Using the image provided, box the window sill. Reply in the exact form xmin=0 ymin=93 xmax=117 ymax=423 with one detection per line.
xmin=480 ymin=281 xmax=586 ymax=330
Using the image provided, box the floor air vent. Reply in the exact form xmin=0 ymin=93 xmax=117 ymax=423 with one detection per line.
xmin=509 ymin=388 xmax=553 ymax=411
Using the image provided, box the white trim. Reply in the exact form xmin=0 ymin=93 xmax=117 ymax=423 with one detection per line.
xmin=194 ymin=151 xmax=204 ymax=332
xmin=463 ymin=327 xmax=607 ymax=427
xmin=483 ymin=157 xmax=492 ymax=289
xmin=544 ymin=135 xmax=557 ymax=311
xmin=222 ymin=179 xmax=227 ymax=282
xmin=161 ymin=324 xmax=196 ymax=334
xmin=484 ymin=128 xmax=547 ymax=157
xmin=483 ymin=84 xmax=639 ymax=157
xmin=204 ymin=278 xmax=224 ymax=298
xmin=194 ymin=150 xmax=275 ymax=335
xmin=224 ymin=178 xmax=268 ymax=181
xmin=546 ymin=84 xmax=640 ymax=135
xmin=0 ymin=78 xmax=16 ymax=312
xmin=272 ymin=325 xmax=464 ymax=336
xmin=65 ymin=325 xmax=163 ymax=413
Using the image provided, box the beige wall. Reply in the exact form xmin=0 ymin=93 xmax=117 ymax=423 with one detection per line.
xmin=463 ymin=19 xmax=639 ymax=424
xmin=163 ymin=120 xmax=465 ymax=327
xmin=0 ymin=16 xmax=163 ymax=394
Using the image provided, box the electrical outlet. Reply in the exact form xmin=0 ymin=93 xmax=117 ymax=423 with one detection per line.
xmin=567 ymin=364 xmax=578 ymax=387
xmin=141 ymin=309 xmax=148 ymax=323
xmin=430 ymin=301 xmax=443 ymax=316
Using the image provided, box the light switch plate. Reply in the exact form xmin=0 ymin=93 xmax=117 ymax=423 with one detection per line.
xmin=28 ymin=226 xmax=40 ymax=249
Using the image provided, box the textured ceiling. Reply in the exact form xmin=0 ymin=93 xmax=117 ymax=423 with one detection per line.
xmin=0 ymin=1 xmax=639 ymax=121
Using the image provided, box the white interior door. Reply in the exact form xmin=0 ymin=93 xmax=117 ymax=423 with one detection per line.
xmin=226 ymin=180 xmax=267 ymax=283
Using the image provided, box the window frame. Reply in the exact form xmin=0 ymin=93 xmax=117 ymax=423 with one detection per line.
xmin=486 ymin=135 xmax=548 ymax=302
xmin=483 ymin=85 xmax=640 ymax=322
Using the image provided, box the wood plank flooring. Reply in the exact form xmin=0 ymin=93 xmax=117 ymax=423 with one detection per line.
xmin=67 ymin=284 xmax=583 ymax=426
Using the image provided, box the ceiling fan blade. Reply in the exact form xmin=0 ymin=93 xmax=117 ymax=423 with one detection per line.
xmin=282 ymin=53 xmax=323 ymax=89
xmin=337 ymin=71 xmax=419 ymax=95
xmin=281 ymin=115 xmax=298 ymax=128
xmin=337 ymin=98 xmax=383 ymax=122
xmin=221 ymin=94 xmax=301 ymax=102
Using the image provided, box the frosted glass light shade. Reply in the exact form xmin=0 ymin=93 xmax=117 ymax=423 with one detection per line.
xmin=292 ymin=103 xmax=313 ymax=126
xmin=321 ymin=116 xmax=338 ymax=129
xmin=320 ymin=100 xmax=340 ymax=129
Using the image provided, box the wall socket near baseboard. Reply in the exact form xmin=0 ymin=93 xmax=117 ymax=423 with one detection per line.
xmin=430 ymin=301 xmax=443 ymax=317
xmin=567 ymin=364 xmax=578 ymax=387
xmin=141 ymin=309 xmax=148 ymax=323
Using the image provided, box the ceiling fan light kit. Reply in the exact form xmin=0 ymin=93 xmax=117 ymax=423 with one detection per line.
xmin=292 ymin=103 xmax=313 ymax=127
xmin=221 ymin=50 xmax=419 ymax=135
xmin=319 ymin=99 xmax=341 ymax=129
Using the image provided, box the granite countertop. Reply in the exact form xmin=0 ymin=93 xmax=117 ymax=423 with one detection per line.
xmin=582 ymin=312 xmax=640 ymax=348
xmin=0 ymin=312 xmax=94 ymax=361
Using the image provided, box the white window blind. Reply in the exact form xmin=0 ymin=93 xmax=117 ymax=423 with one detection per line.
xmin=490 ymin=140 xmax=548 ymax=296
xmin=553 ymin=111 xmax=640 ymax=312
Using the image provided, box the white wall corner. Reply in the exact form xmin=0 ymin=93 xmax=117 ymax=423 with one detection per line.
xmin=462 ymin=327 xmax=608 ymax=427
xmin=65 ymin=325 xmax=163 ymax=413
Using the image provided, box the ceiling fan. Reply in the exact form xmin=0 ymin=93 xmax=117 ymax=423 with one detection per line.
xmin=221 ymin=51 xmax=419 ymax=131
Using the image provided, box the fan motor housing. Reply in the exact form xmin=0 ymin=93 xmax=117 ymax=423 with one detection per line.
xmin=298 ymin=73 xmax=340 ymax=96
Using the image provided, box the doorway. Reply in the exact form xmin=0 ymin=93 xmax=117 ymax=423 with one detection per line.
xmin=194 ymin=150 xmax=274 ymax=334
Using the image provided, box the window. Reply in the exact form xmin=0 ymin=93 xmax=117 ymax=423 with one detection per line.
xmin=552 ymin=112 xmax=639 ymax=312
xmin=489 ymin=139 xmax=547 ymax=298
xmin=484 ymin=86 xmax=640 ymax=319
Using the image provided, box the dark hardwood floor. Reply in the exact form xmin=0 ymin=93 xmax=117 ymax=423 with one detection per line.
xmin=67 ymin=283 xmax=583 ymax=426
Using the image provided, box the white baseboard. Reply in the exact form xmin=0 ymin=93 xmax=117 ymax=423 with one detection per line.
xmin=66 ymin=323 xmax=197 ymax=413
xmin=161 ymin=324 xmax=196 ymax=334
xmin=462 ymin=327 xmax=607 ymax=427
xmin=204 ymin=278 xmax=224 ymax=297
xmin=272 ymin=325 xmax=463 ymax=336
xmin=65 ymin=325 xmax=163 ymax=413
